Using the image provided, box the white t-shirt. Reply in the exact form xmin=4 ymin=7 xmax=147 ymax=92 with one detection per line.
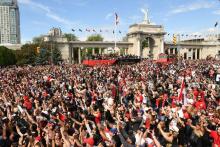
xmin=135 ymin=133 xmax=146 ymax=146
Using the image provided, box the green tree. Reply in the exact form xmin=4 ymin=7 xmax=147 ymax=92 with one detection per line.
xmin=122 ymin=36 xmax=128 ymax=42
xmin=87 ymin=34 xmax=103 ymax=41
xmin=32 ymin=35 xmax=45 ymax=44
xmin=84 ymin=34 xmax=104 ymax=59
xmin=16 ymin=44 xmax=38 ymax=65
xmin=35 ymin=48 xmax=50 ymax=65
xmin=63 ymin=33 xmax=78 ymax=41
xmin=0 ymin=46 xmax=16 ymax=66
xmin=52 ymin=44 xmax=62 ymax=65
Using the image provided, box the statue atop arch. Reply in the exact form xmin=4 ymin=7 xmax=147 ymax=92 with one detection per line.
xmin=141 ymin=8 xmax=150 ymax=24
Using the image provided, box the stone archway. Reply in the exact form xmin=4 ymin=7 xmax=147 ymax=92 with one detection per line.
xmin=127 ymin=23 xmax=165 ymax=59
xmin=141 ymin=37 xmax=155 ymax=59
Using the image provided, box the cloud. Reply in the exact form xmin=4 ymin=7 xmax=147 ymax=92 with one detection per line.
xmin=73 ymin=0 xmax=88 ymax=6
xmin=169 ymin=1 xmax=215 ymax=15
xmin=105 ymin=13 xmax=113 ymax=20
xmin=32 ymin=21 xmax=48 ymax=26
xmin=18 ymin=0 xmax=76 ymax=28
xmin=213 ymin=9 xmax=220 ymax=15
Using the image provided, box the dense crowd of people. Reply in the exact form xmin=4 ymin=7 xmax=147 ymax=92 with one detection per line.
xmin=88 ymin=54 xmax=140 ymax=60
xmin=0 ymin=59 xmax=220 ymax=147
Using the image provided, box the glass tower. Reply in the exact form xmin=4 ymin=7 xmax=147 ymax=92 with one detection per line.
xmin=0 ymin=0 xmax=20 ymax=44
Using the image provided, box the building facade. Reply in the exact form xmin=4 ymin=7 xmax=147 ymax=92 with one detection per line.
xmin=0 ymin=0 xmax=20 ymax=44
xmin=165 ymin=38 xmax=220 ymax=60
xmin=43 ymin=10 xmax=220 ymax=63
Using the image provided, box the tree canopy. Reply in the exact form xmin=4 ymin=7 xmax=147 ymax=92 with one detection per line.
xmin=63 ymin=33 xmax=78 ymax=41
xmin=87 ymin=34 xmax=103 ymax=41
xmin=16 ymin=43 xmax=62 ymax=65
xmin=32 ymin=35 xmax=45 ymax=44
xmin=0 ymin=46 xmax=16 ymax=66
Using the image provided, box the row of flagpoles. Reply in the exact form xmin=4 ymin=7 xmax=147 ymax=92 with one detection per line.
xmin=70 ymin=28 xmax=219 ymax=39
xmin=70 ymin=17 xmax=219 ymax=42
xmin=71 ymin=28 xmax=124 ymax=34
xmin=70 ymin=30 xmax=219 ymax=37
xmin=71 ymin=12 xmax=120 ymax=49
xmin=166 ymin=34 xmax=219 ymax=38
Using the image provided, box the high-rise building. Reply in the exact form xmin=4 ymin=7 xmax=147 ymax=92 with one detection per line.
xmin=0 ymin=0 xmax=20 ymax=44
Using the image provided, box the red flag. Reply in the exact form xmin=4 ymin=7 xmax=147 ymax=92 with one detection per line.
xmin=115 ymin=13 xmax=119 ymax=25
xmin=178 ymin=78 xmax=185 ymax=102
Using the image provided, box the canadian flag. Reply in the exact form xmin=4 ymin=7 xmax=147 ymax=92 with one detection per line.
xmin=178 ymin=78 xmax=185 ymax=103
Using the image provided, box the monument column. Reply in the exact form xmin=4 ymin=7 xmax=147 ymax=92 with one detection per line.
xmin=194 ymin=49 xmax=197 ymax=60
xmin=99 ymin=48 xmax=102 ymax=55
xmin=69 ymin=47 xmax=72 ymax=63
xmin=78 ymin=48 xmax=82 ymax=64
xmin=92 ymin=48 xmax=95 ymax=55
xmin=72 ymin=48 xmax=75 ymax=64
xmin=137 ymin=34 xmax=141 ymax=57
xmin=161 ymin=38 xmax=164 ymax=53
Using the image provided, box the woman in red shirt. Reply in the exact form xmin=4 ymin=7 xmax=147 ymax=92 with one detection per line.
xmin=93 ymin=108 xmax=101 ymax=124
xmin=205 ymin=126 xmax=220 ymax=147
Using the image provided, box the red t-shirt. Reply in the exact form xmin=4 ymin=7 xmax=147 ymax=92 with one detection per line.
xmin=210 ymin=130 xmax=220 ymax=147
xmin=136 ymin=94 xmax=143 ymax=103
xmin=95 ymin=112 xmax=101 ymax=124
xmin=111 ymin=86 xmax=116 ymax=98
xmin=183 ymin=112 xmax=190 ymax=119
xmin=200 ymin=91 xmax=205 ymax=101
xmin=23 ymin=101 xmax=32 ymax=110
xmin=194 ymin=100 xmax=206 ymax=110
xmin=145 ymin=118 xmax=151 ymax=129
xmin=193 ymin=90 xmax=199 ymax=99
xmin=83 ymin=137 xmax=94 ymax=146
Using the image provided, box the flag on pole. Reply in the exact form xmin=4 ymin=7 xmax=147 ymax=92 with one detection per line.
xmin=79 ymin=29 xmax=82 ymax=32
xmin=178 ymin=78 xmax=185 ymax=103
xmin=72 ymin=29 xmax=75 ymax=32
xmin=115 ymin=13 xmax=119 ymax=25
xmin=215 ymin=22 xmax=218 ymax=27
